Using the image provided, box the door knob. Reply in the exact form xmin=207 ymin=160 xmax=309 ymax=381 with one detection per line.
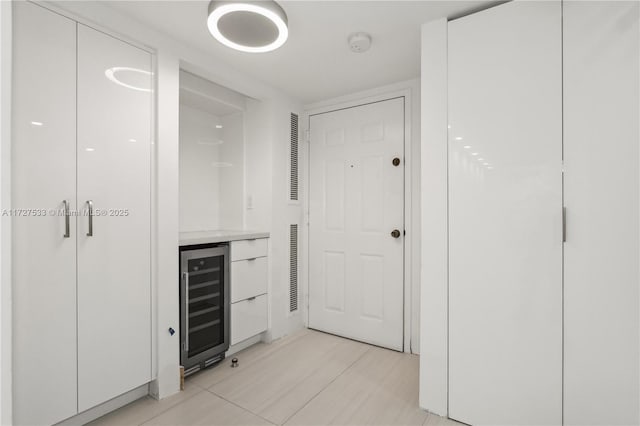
xmin=391 ymin=229 xmax=401 ymax=239
xmin=392 ymin=157 xmax=401 ymax=166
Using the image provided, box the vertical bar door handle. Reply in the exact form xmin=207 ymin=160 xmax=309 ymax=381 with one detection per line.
xmin=563 ymin=207 xmax=567 ymax=243
xmin=183 ymin=272 xmax=189 ymax=351
xmin=63 ymin=200 xmax=70 ymax=238
xmin=86 ymin=200 xmax=94 ymax=237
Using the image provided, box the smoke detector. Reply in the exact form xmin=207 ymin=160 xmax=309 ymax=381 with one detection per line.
xmin=348 ymin=32 xmax=372 ymax=53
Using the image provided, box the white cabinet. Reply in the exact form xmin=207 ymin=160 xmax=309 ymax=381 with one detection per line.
xmin=12 ymin=4 xmax=78 ymax=425
xmin=447 ymin=2 xmax=562 ymax=425
xmin=231 ymin=295 xmax=269 ymax=346
xmin=230 ymin=239 xmax=268 ymax=345
xmin=12 ymin=3 xmax=152 ymax=424
xmin=230 ymin=238 xmax=268 ymax=261
xmin=76 ymin=24 xmax=152 ymax=412
xmin=231 ymin=257 xmax=268 ymax=303
xmin=563 ymin=3 xmax=639 ymax=425
xmin=422 ymin=1 xmax=639 ymax=424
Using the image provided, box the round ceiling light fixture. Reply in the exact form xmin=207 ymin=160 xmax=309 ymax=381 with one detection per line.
xmin=207 ymin=1 xmax=289 ymax=53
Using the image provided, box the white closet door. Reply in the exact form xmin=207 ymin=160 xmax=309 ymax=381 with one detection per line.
xmin=448 ymin=2 xmax=562 ymax=425
xmin=12 ymin=3 xmax=78 ymax=425
xmin=564 ymin=2 xmax=640 ymax=425
xmin=76 ymin=25 xmax=152 ymax=411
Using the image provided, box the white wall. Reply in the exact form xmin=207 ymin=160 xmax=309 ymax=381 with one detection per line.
xmin=302 ymin=78 xmax=422 ymax=353
xmin=266 ymin=97 xmax=305 ymax=341
xmin=179 ymin=105 xmax=244 ymax=232
xmin=179 ymin=106 xmax=223 ymax=232
xmin=0 ymin=1 xmax=12 ymax=423
xmin=245 ymin=96 xmax=305 ymax=341
xmin=419 ymin=18 xmax=448 ymax=416
xmin=150 ymin=52 xmax=181 ymax=401
xmin=244 ymin=99 xmax=273 ymax=233
xmin=218 ymin=112 xmax=244 ymax=229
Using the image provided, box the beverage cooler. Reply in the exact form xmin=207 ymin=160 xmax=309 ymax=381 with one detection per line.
xmin=180 ymin=244 xmax=230 ymax=375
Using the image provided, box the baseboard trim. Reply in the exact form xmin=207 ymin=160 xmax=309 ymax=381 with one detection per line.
xmin=56 ymin=384 xmax=149 ymax=425
xmin=225 ymin=334 xmax=263 ymax=357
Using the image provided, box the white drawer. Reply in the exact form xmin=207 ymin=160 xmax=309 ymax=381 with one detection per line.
xmin=231 ymin=238 xmax=268 ymax=261
xmin=231 ymin=257 xmax=268 ymax=303
xmin=230 ymin=294 xmax=267 ymax=345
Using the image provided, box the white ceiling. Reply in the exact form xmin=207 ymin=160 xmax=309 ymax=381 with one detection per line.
xmin=106 ymin=0 xmax=491 ymax=104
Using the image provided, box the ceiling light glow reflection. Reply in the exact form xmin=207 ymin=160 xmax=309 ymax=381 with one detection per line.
xmin=212 ymin=162 xmax=233 ymax=168
xmin=198 ymin=138 xmax=224 ymax=146
xmin=105 ymin=67 xmax=153 ymax=92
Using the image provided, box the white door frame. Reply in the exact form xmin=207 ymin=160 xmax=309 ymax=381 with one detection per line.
xmin=302 ymin=87 xmax=414 ymax=353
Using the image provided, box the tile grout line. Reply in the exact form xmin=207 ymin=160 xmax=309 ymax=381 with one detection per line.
xmin=135 ymin=388 xmax=206 ymax=426
xmin=203 ymin=387 xmax=278 ymax=426
xmin=201 ymin=331 xmax=314 ymax=390
xmin=238 ymin=336 xmax=347 ymax=414
xmin=280 ymin=346 xmax=373 ymax=426
xmin=201 ymin=334 xmax=346 ymax=425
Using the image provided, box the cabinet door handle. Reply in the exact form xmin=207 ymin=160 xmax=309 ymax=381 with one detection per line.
xmin=563 ymin=207 xmax=567 ymax=243
xmin=86 ymin=200 xmax=94 ymax=237
xmin=63 ymin=200 xmax=70 ymax=238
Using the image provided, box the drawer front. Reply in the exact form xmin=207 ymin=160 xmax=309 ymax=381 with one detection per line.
xmin=231 ymin=238 xmax=268 ymax=261
xmin=231 ymin=257 xmax=268 ymax=303
xmin=231 ymin=294 xmax=267 ymax=345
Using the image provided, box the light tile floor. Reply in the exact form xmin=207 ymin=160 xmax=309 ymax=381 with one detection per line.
xmin=89 ymin=329 xmax=463 ymax=426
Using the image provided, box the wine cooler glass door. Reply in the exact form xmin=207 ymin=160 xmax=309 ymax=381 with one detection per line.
xmin=180 ymin=246 xmax=229 ymax=369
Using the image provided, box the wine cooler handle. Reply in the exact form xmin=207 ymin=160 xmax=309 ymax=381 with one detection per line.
xmin=86 ymin=200 xmax=94 ymax=237
xmin=184 ymin=272 xmax=189 ymax=351
xmin=63 ymin=200 xmax=70 ymax=238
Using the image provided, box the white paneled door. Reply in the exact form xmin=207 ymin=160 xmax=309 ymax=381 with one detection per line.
xmin=309 ymin=98 xmax=404 ymax=351
xmin=76 ymin=25 xmax=152 ymax=411
xmin=448 ymin=2 xmax=562 ymax=425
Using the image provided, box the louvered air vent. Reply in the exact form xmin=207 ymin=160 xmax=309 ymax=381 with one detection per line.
xmin=290 ymin=113 xmax=299 ymax=201
xmin=289 ymin=224 xmax=298 ymax=312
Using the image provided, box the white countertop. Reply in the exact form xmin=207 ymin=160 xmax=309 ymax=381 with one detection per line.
xmin=179 ymin=230 xmax=270 ymax=246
